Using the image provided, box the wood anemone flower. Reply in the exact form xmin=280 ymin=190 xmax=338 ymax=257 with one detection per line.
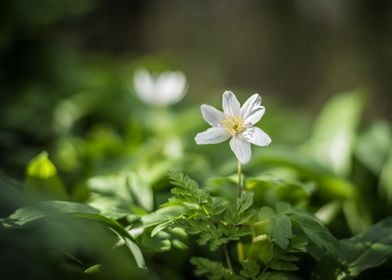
xmin=195 ymin=91 xmax=271 ymax=164
xmin=133 ymin=68 xmax=187 ymax=106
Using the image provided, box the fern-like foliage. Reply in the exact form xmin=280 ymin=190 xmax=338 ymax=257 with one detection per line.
xmin=141 ymin=172 xmax=342 ymax=279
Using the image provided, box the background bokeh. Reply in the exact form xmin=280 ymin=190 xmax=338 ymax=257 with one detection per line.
xmin=1 ymin=0 xmax=392 ymax=176
xmin=1 ymin=1 xmax=392 ymax=279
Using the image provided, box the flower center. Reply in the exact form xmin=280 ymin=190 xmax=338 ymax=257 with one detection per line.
xmin=222 ymin=115 xmax=245 ymax=135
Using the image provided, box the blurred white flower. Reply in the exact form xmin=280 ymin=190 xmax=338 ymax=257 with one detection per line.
xmin=133 ymin=68 xmax=187 ymax=106
xmin=195 ymin=91 xmax=271 ymax=164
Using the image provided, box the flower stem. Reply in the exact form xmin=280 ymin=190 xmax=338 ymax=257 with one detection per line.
xmin=224 ymin=243 xmax=234 ymax=274
xmin=237 ymin=161 xmax=242 ymax=198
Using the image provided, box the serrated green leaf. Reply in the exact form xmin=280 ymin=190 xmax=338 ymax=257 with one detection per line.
xmin=287 ymin=208 xmax=339 ymax=257
xmin=237 ymin=191 xmax=254 ymax=214
xmin=287 ymin=237 xmax=308 ymax=253
xmin=270 ymin=214 xmax=292 ymax=249
xmin=255 ymin=206 xmax=292 ymax=249
xmin=191 ymin=257 xmax=237 ymax=280
xmin=240 ymin=259 xmax=260 ymax=278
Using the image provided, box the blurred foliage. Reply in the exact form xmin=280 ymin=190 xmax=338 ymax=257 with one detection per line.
xmin=1 ymin=0 xmax=392 ymax=279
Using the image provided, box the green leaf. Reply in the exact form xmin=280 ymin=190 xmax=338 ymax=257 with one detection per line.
xmin=87 ymin=172 xmax=153 ymax=219
xmin=84 ymin=264 xmax=101 ymax=274
xmin=313 ymin=216 xmax=392 ymax=279
xmin=25 ymin=151 xmax=68 ymax=200
xmin=1 ymin=201 xmax=146 ymax=269
xmin=246 ymin=172 xmax=313 ymax=207
xmin=355 ymin=121 xmax=391 ymax=174
xmin=269 ymin=259 xmax=298 ymax=271
xmin=240 ymin=259 xmax=261 ymax=278
xmin=285 ymin=206 xmax=339 ymax=258
xmin=270 ymin=215 xmax=292 ymax=250
xmin=263 ymin=272 xmax=290 ymax=280
xmin=191 ymin=257 xmax=237 ymax=280
xmin=237 ymin=191 xmax=254 ymax=215
xmin=254 ymin=239 xmax=274 ymax=265
xmin=255 ymin=206 xmax=292 ymax=249
xmin=1 ymin=201 xmax=99 ymax=228
xmin=379 ymin=147 xmax=392 ymax=206
xmin=304 ymin=90 xmax=365 ymax=175
xmin=168 ymin=172 xmax=209 ymax=204
xmin=141 ymin=205 xmax=185 ymax=229
xmin=127 ymin=173 xmax=153 ymax=211
xmin=1 ymin=206 xmax=45 ymax=228
xmin=250 ymin=149 xmax=356 ymax=200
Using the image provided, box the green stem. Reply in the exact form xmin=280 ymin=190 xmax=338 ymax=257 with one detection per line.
xmin=237 ymin=161 xmax=242 ymax=198
xmin=224 ymin=243 xmax=234 ymax=274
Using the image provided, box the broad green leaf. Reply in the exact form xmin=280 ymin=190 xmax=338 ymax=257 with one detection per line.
xmin=1 ymin=201 xmax=146 ymax=269
xmin=304 ymin=90 xmax=365 ymax=175
xmin=379 ymin=147 xmax=392 ymax=206
xmin=127 ymin=173 xmax=153 ymax=211
xmin=250 ymin=149 xmax=356 ymax=200
xmin=141 ymin=205 xmax=185 ymax=228
xmin=247 ymin=173 xmax=313 ymax=207
xmin=270 ymin=215 xmax=292 ymax=249
xmin=254 ymin=207 xmax=292 ymax=249
xmin=313 ymin=217 xmax=392 ymax=279
xmin=283 ymin=205 xmax=339 ymax=257
xmin=355 ymin=121 xmax=391 ymax=174
xmin=1 ymin=200 xmax=98 ymax=228
xmin=25 ymin=151 xmax=68 ymax=200
xmin=87 ymin=172 xmax=153 ymax=219
xmin=342 ymin=198 xmax=372 ymax=234
xmin=1 ymin=206 xmax=45 ymax=228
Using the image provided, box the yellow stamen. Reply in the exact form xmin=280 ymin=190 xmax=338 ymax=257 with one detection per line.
xmin=222 ymin=115 xmax=245 ymax=135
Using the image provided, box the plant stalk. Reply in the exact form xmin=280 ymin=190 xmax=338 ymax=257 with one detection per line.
xmin=224 ymin=243 xmax=234 ymax=274
xmin=237 ymin=161 xmax=242 ymax=198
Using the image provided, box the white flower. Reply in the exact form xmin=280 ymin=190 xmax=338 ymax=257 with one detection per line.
xmin=133 ymin=68 xmax=187 ymax=106
xmin=195 ymin=91 xmax=271 ymax=164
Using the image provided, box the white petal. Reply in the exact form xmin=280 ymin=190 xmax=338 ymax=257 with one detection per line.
xmin=243 ymin=106 xmax=265 ymax=126
xmin=241 ymin=93 xmax=261 ymax=119
xmin=133 ymin=69 xmax=155 ymax=104
xmin=242 ymin=127 xmax=271 ymax=146
xmin=230 ymin=137 xmax=251 ymax=164
xmin=156 ymin=71 xmax=187 ymax=105
xmin=222 ymin=91 xmax=241 ymax=116
xmin=201 ymin=105 xmax=225 ymax=127
xmin=195 ymin=127 xmax=230 ymax=145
